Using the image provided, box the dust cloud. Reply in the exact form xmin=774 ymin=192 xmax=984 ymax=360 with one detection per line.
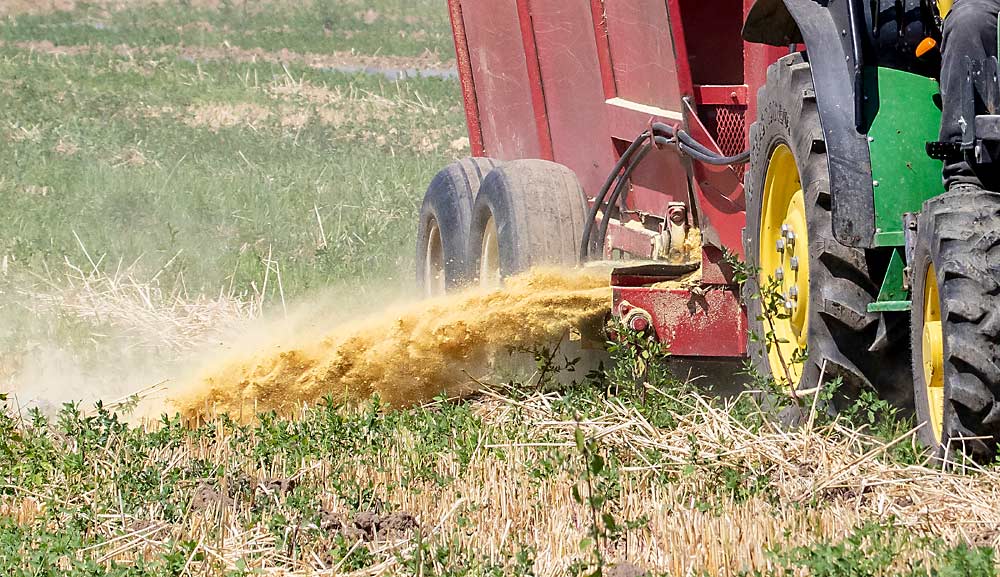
xmin=172 ymin=268 xmax=611 ymax=421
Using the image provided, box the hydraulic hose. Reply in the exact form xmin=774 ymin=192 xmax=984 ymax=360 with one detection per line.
xmin=579 ymin=123 xmax=751 ymax=262
xmin=652 ymin=122 xmax=751 ymax=164
xmin=579 ymin=131 xmax=651 ymax=261
xmin=678 ymin=142 xmax=751 ymax=165
xmin=595 ymin=143 xmax=653 ymax=257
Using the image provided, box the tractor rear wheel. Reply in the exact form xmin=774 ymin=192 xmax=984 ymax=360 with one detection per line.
xmin=416 ymin=157 xmax=498 ymax=296
xmin=911 ymin=187 xmax=1000 ymax=462
xmin=467 ymin=159 xmax=587 ymax=287
xmin=744 ymin=53 xmax=910 ymax=407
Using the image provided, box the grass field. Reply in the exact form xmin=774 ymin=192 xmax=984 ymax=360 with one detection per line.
xmin=3 ymin=1 xmax=1000 ymax=576
xmin=0 ymin=0 xmax=467 ymax=403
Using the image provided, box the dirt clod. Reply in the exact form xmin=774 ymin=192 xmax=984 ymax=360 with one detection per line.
xmin=321 ymin=509 xmax=418 ymax=541
xmin=191 ymin=482 xmax=233 ymax=510
xmin=605 ymin=562 xmax=649 ymax=577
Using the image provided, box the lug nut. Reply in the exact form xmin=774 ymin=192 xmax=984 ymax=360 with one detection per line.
xmin=784 ymin=300 xmax=795 ymax=311
xmin=775 ymin=267 xmax=784 ymax=281
xmin=777 ymin=238 xmax=786 ymax=253
xmin=790 ymin=256 xmax=800 ymax=271
xmin=789 ymin=286 xmax=799 ymax=299
xmin=780 ymin=224 xmax=790 ymax=236
xmin=786 ymin=231 xmax=796 ymax=246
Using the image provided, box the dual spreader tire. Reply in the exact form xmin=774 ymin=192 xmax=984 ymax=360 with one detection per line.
xmin=416 ymin=157 xmax=498 ymax=296
xmin=911 ymin=187 xmax=1000 ymax=462
xmin=743 ymin=53 xmax=910 ymax=409
xmin=468 ymin=159 xmax=588 ymax=286
xmin=416 ymin=157 xmax=587 ymax=293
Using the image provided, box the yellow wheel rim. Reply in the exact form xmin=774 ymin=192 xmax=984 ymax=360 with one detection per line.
xmin=922 ymin=263 xmax=945 ymax=444
xmin=423 ymin=220 xmax=446 ymax=297
xmin=758 ymin=144 xmax=810 ymax=387
xmin=480 ymin=215 xmax=501 ymax=288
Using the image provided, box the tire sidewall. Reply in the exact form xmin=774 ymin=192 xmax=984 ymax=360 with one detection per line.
xmin=469 ymin=169 xmax=522 ymax=280
xmin=416 ymin=158 xmax=497 ymax=291
xmin=468 ymin=160 xmax=587 ymax=284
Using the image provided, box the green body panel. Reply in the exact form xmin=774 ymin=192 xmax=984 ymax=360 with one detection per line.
xmin=867 ymin=249 xmax=911 ymax=313
xmin=865 ymin=67 xmax=943 ymax=248
xmin=868 ymin=301 xmax=912 ymax=312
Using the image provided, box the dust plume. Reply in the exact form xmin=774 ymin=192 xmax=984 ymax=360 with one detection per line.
xmin=173 ymin=268 xmax=611 ymax=420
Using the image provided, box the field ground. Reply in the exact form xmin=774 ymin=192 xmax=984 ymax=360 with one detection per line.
xmin=2 ymin=1 xmax=1000 ymax=576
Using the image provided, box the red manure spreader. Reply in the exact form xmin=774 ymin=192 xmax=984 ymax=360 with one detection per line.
xmin=416 ymin=0 xmax=1000 ymax=459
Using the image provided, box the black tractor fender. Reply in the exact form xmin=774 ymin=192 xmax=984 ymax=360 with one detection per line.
xmin=744 ymin=0 xmax=876 ymax=248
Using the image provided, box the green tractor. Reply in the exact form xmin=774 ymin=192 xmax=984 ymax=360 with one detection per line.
xmin=744 ymin=0 xmax=1000 ymax=462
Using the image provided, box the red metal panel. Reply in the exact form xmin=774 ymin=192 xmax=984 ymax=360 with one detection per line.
xmin=613 ymin=286 xmax=747 ymax=357
xmin=447 ymin=0 xmax=485 ymax=157
xmin=678 ymin=0 xmax=745 ymax=86
xmin=604 ymin=221 xmax=656 ymax=260
xmin=693 ymin=85 xmax=748 ymax=106
xmin=604 ymin=0 xmax=684 ymax=110
xmin=599 ymin=0 xmax=693 ymax=225
xmin=664 ymin=0 xmax=695 ymax=98
xmin=515 ymin=0 xmax=554 ymax=161
xmin=461 ymin=0 xmax=541 ymax=160
xmin=742 ymin=0 xmax=787 ymax=145
xmin=683 ymin=98 xmax=746 ymax=284
xmin=528 ymin=0 xmax=614 ymax=196
xmin=589 ymin=0 xmax=617 ymax=99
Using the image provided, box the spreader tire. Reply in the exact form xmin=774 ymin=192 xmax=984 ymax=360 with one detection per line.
xmin=744 ymin=53 xmax=910 ymax=408
xmin=416 ymin=157 xmax=498 ymax=296
xmin=911 ymin=187 xmax=1000 ymax=462
xmin=468 ymin=159 xmax=587 ymax=285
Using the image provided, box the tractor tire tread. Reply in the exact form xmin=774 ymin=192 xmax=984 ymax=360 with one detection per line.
xmin=911 ymin=186 xmax=1000 ymax=460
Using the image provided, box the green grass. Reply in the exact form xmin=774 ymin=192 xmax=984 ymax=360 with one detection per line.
xmin=0 ymin=47 xmax=465 ymax=297
xmin=3 ymin=0 xmax=455 ymax=59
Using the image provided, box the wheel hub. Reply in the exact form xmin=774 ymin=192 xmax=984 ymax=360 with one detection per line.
xmin=480 ymin=215 xmax=501 ymax=288
xmin=758 ymin=144 xmax=810 ymax=386
xmin=921 ymin=262 xmax=945 ymax=444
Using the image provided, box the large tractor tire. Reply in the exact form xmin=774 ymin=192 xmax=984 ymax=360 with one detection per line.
xmin=911 ymin=187 xmax=1000 ymax=462
xmin=743 ymin=53 xmax=910 ymax=407
xmin=416 ymin=157 xmax=498 ymax=296
xmin=467 ymin=159 xmax=587 ymax=286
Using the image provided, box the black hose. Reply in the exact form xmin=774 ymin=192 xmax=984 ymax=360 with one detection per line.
xmin=678 ymin=142 xmax=751 ymax=165
xmin=595 ymin=143 xmax=653 ymax=257
xmin=579 ymin=124 xmax=750 ymax=262
xmin=652 ymin=121 xmax=750 ymax=165
xmin=579 ymin=131 xmax=651 ymax=261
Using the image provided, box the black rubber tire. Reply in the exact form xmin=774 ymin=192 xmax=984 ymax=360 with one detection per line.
xmin=911 ymin=187 xmax=1000 ymax=462
xmin=743 ymin=53 xmax=911 ymax=408
xmin=467 ymin=159 xmax=588 ymax=282
xmin=416 ymin=157 xmax=498 ymax=295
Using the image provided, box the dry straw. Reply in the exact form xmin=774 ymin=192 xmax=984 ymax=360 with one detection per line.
xmin=5 ymin=380 xmax=999 ymax=576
